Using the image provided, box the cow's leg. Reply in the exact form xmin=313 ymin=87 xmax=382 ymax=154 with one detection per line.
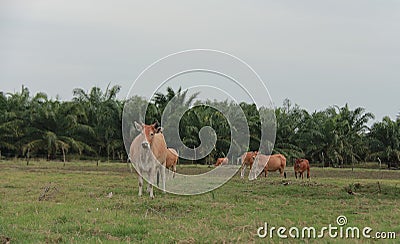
xmin=247 ymin=164 xmax=255 ymax=179
xmin=138 ymin=173 xmax=143 ymax=197
xmin=149 ymin=183 xmax=154 ymax=198
xmin=240 ymin=163 xmax=246 ymax=179
xmin=295 ymin=171 xmax=298 ymax=179
xmin=173 ymin=164 xmax=176 ymax=178
xmin=307 ymin=169 xmax=310 ymax=179
xmin=148 ymin=169 xmax=154 ymax=198
xmin=161 ymin=163 xmax=166 ymax=193
xmin=264 ymin=170 xmax=268 ymax=178
xmin=146 ymin=177 xmax=151 ymax=193
xmin=146 ymin=168 xmax=153 ymax=193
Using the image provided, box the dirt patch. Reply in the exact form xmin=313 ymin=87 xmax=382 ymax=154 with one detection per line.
xmin=305 ymin=168 xmax=400 ymax=180
xmin=344 ymin=181 xmax=400 ymax=197
xmin=38 ymin=183 xmax=61 ymax=201
xmin=1 ymin=235 xmax=11 ymax=244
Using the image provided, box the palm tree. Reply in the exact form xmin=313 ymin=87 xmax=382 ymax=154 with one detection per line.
xmin=297 ymin=110 xmax=340 ymax=166
xmin=0 ymin=92 xmax=17 ymax=159
xmin=3 ymin=86 xmax=32 ymax=158
xmin=156 ymin=87 xmax=199 ymax=143
xmin=328 ymin=104 xmax=374 ymax=165
xmin=152 ymin=87 xmax=198 ymax=121
xmin=240 ymin=102 xmax=261 ymax=151
xmin=273 ymin=99 xmax=306 ymax=162
xmin=294 ymin=104 xmax=374 ymax=167
xmin=369 ymin=116 xmax=400 ymax=167
xmin=73 ymin=84 xmax=123 ymax=161
xmin=24 ymin=98 xmax=94 ymax=164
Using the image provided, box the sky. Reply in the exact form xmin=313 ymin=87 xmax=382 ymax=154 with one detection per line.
xmin=1 ymin=0 xmax=399 ymax=122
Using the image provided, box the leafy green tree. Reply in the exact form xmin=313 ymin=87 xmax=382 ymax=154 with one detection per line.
xmin=326 ymin=104 xmax=374 ymax=165
xmin=2 ymin=86 xmax=32 ymax=157
xmin=0 ymin=84 xmax=396 ymax=169
xmin=369 ymin=116 xmax=400 ymax=167
xmin=73 ymin=84 xmax=123 ymax=160
xmin=297 ymin=110 xmax=340 ymax=166
xmin=0 ymin=92 xmax=16 ymax=158
xmin=23 ymin=99 xmax=93 ymax=164
xmin=240 ymin=102 xmax=261 ymax=151
xmin=274 ymin=99 xmax=305 ymax=162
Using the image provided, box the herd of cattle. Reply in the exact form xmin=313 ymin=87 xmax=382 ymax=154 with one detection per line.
xmin=129 ymin=122 xmax=311 ymax=198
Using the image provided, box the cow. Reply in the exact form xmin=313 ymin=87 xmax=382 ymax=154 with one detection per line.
xmin=129 ymin=121 xmax=167 ymax=198
xmin=239 ymin=151 xmax=259 ymax=178
xmin=251 ymin=153 xmax=287 ymax=179
xmin=214 ymin=157 xmax=228 ymax=166
xmin=294 ymin=158 xmax=310 ymax=179
xmin=166 ymin=148 xmax=179 ymax=178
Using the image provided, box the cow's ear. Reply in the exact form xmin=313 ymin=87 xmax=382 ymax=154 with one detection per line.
xmin=134 ymin=121 xmax=143 ymax=132
xmin=153 ymin=121 xmax=160 ymax=129
xmin=155 ymin=126 xmax=163 ymax=133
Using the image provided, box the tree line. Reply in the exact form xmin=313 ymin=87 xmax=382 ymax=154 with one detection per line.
xmin=0 ymin=85 xmax=399 ymax=167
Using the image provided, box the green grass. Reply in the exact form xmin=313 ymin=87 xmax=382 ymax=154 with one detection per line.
xmin=0 ymin=160 xmax=399 ymax=243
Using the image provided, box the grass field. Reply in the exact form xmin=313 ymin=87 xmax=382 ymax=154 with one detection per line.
xmin=1 ymin=161 xmax=399 ymax=243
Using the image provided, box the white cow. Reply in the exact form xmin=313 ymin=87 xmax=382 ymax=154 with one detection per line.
xmin=129 ymin=122 xmax=168 ymax=198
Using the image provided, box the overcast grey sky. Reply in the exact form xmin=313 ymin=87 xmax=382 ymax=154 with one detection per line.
xmin=1 ymin=0 xmax=399 ymax=122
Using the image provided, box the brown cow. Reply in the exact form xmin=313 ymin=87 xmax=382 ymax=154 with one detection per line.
xmin=294 ymin=158 xmax=310 ymax=179
xmin=214 ymin=157 xmax=228 ymax=166
xmin=251 ymin=153 xmax=287 ymax=179
xmin=166 ymin=148 xmax=178 ymax=178
xmin=129 ymin=122 xmax=167 ymax=198
xmin=239 ymin=151 xmax=258 ymax=178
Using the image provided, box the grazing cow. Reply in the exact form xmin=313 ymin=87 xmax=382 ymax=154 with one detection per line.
xmin=129 ymin=122 xmax=167 ymax=198
xmin=214 ymin=157 xmax=228 ymax=166
xmin=294 ymin=158 xmax=310 ymax=179
xmin=239 ymin=151 xmax=259 ymax=178
xmin=251 ymin=153 xmax=287 ymax=179
xmin=166 ymin=148 xmax=179 ymax=178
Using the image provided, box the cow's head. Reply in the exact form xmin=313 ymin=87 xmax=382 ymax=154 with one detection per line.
xmin=294 ymin=159 xmax=302 ymax=168
xmin=134 ymin=121 xmax=162 ymax=149
xmin=251 ymin=151 xmax=259 ymax=161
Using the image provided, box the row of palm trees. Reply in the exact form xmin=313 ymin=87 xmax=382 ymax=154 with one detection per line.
xmin=0 ymin=85 xmax=399 ymax=167
xmin=0 ymin=85 xmax=123 ymax=163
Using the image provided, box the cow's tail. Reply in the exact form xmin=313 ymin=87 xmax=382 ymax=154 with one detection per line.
xmin=127 ymin=155 xmax=133 ymax=173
